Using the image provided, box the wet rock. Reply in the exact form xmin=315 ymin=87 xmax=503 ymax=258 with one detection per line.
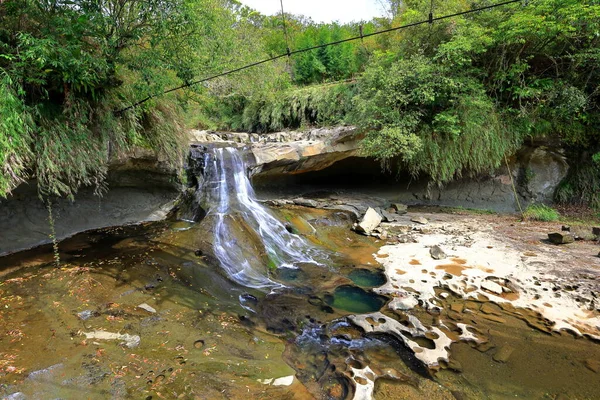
xmin=137 ymin=303 xmax=157 ymax=313
xmin=354 ymin=207 xmax=382 ymax=235
xmin=265 ymin=199 xmax=292 ymax=207
xmin=548 ymin=232 xmax=574 ymax=245
xmin=492 ymin=345 xmax=515 ymax=363
xmin=584 ymin=359 xmax=600 ymax=373
xmin=480 ymin=303 xmax=502 ymax=316
xmin=411 ymin=216 xmax=428 ymax=225
xmin=308 ymin=296 xmax=324 ymax=306
xmin=77 ymin=310 xmax=98 ymax=321
xmin=83 ymin=331 xmax=140 ymax=348
xmin=293 ymin=198 xmax=318 ymax=208
xmin=5 ymin=393 xmax=26 ymax=400
xmin=429 ymin=245 xmax=446 ymax=260
xmin=481 ymin=280 xmax=503 ymax=295
xmin=480 ymin=314 xmax=507 ymax=324
xmin=450 ymin=303 xmax=464 ymax=313
xmin=390 ymin=203 xmax=408 ymax=215
xmin=476 ymin=342 xmax=495 ymax=353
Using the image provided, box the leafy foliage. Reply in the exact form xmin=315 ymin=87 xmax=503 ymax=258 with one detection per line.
xmin=354 ymin=54 xmax=523 ymax=184
xmin=0 ymin=0 xmax=232 ymax=198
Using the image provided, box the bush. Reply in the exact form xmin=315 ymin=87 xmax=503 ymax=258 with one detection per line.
xmin=353 ymin=53 xmax=525 ymax=185
xmin=524 ymin=204 xmax=560 ymax=222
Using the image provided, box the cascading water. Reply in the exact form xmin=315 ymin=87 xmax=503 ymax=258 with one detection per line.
xmin=200 ymin=147 xmax=325 ymax=290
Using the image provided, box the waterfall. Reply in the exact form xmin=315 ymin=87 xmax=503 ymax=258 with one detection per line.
xmin=201 ymin=147 xmax=323 ymax=290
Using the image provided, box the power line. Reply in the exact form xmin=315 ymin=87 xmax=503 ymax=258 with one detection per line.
xmin=116 ymin=0 xmax=524 ymax=114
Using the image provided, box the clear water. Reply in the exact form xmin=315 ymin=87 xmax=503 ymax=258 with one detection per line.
xmin=348 ymin=268 xmax=387 ymax=287
xmin=324 ymin=285 xmax=388 ymax=313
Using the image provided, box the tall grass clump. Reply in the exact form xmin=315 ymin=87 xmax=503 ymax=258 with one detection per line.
xmin=523 ymin=203 xmax=560 ymax=222
xmin=238 ymin=82 xmax=356 ymax=132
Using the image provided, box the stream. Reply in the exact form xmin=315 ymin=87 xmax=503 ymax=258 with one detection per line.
xmin=0 ymin=147 xmax=599 ymax=399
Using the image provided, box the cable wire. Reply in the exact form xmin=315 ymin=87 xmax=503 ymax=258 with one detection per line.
xmin=116 ymin=0 xmax=523 ymax=114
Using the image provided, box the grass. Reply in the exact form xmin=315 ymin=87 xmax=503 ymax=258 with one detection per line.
xmin=523 ymin=203 xmax=560 ymax=222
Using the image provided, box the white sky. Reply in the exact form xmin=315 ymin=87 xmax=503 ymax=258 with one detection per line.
xmin=238 ymin=0 xmax=385 ymax=23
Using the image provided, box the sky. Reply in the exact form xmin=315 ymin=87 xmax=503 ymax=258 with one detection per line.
xmin=238 ymin=0 xmax=385 ymax=23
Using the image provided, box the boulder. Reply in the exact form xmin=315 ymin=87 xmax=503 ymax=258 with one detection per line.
xmin=548 ymin=232 xmax=575 ymax=245
xmin=354 ymin=208 xmax=383 ymax=235
xmin=381 ymin=209 xmax=402 ymax=223
xmin=390 ymin=203 xmax=408 ymax=215
xmin=429 ymin=245 xmax=447 ymax=260
xmin=520 ymin=146 xmax=569 ymax=203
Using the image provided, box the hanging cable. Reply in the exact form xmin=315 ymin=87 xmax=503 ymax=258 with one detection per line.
xmin=280 ymin=0 xmax=292 ymax=57
xmin=116 ymin=0 xmax=524 ymax=114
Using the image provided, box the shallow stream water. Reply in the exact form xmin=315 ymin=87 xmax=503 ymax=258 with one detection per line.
xmin=1 ymin=148 xmax=599 ymax=399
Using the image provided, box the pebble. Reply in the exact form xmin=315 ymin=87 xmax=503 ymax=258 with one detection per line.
xmin=137 ymin=303 xmax=157 ymax=313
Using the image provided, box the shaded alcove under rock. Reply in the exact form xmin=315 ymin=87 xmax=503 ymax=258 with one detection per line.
xmin=251 ymin=156 xmax=520 ymax=212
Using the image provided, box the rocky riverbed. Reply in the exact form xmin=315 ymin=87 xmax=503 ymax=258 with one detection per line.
xmin=0 ymin=198 xmax=599 ymax=399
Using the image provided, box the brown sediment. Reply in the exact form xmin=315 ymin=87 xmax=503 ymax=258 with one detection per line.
xmin=435 ymin=264 xmax=466 ymax=276
xmin=409 ymin=259 xmax=421 ymax=265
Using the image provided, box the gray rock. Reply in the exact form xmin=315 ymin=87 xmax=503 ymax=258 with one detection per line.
xmin=398 ymin=235 xmax=418 ymax=243
xmin=411 ymin=216 xmax=429 ymax=225
xmin=521 ymin=146 xmax=569 ymax=203
xmin=77 ymin=310 xmax=97 ymax=320
xmin=390 ymin=203 xmax=408 ymax=215
xmin=293 ymin=198 xmax=318 ymax=208
xmin=548 ymin=232 xmax=575 ymax=245
xmin=137 ymin=303 xmax=157 ymax=313
xmin=430 ymin=245 xmax=447 ymax=260
xmin=381 ymin=210 xmax=402 ymax=223
xmin=354 ymin=207 xmax=383 ymax=235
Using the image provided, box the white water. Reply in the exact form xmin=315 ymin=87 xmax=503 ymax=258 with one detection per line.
xmin=202 ymin=147 xmax=323 ymax=289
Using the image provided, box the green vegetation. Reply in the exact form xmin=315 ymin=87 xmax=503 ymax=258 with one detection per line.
xmin=1 ymin=0 xmax=599 ymax=209
xmin=523 ymin=203 xmax=560 ymax=222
